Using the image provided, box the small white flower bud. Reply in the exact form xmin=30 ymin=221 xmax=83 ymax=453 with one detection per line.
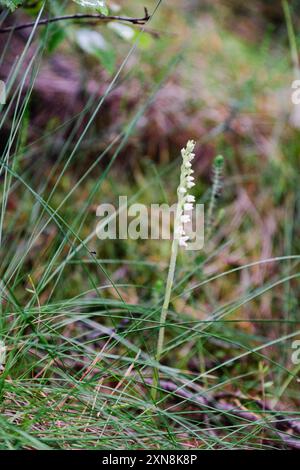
xmin=181 ymin=214 xmax=191 ymax=223
xmin=179 ymin=236 xmax=189 ymax=247
xmin=175 ymin=225 xmax=185 ymax=235
xmin=0 ymin=341 xmax=6 ymax=369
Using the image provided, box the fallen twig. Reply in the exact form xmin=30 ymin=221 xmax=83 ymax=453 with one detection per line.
xmin=146 ymin=378 xmax=300 ymax=450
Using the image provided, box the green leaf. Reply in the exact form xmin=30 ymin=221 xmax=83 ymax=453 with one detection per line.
xmin=0 ymin=0 xmax=24 ymax=11
xmin=40 ymin=24 xmax=66 ymax=54
xmin=73 ymin=0 xmax=109 ymax=15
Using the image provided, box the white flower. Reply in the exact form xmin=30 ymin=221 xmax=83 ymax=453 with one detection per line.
xmin=179 ymin=236 xmax=189 ymax=247
xmin=175 ymin=225 xmax=185 ymax=236
xmin=175 ymin=140 xmax=197 ymax=249
xmin=0 ymin=340 xmax=6 ymax=370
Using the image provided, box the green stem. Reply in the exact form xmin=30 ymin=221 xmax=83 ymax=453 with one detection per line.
xmin=282 ymin=0 xmax=300 ymax=78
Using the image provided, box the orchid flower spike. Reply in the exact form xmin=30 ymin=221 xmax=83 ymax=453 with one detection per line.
xmin=175 ymin=140 xmax=196 ymax=248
